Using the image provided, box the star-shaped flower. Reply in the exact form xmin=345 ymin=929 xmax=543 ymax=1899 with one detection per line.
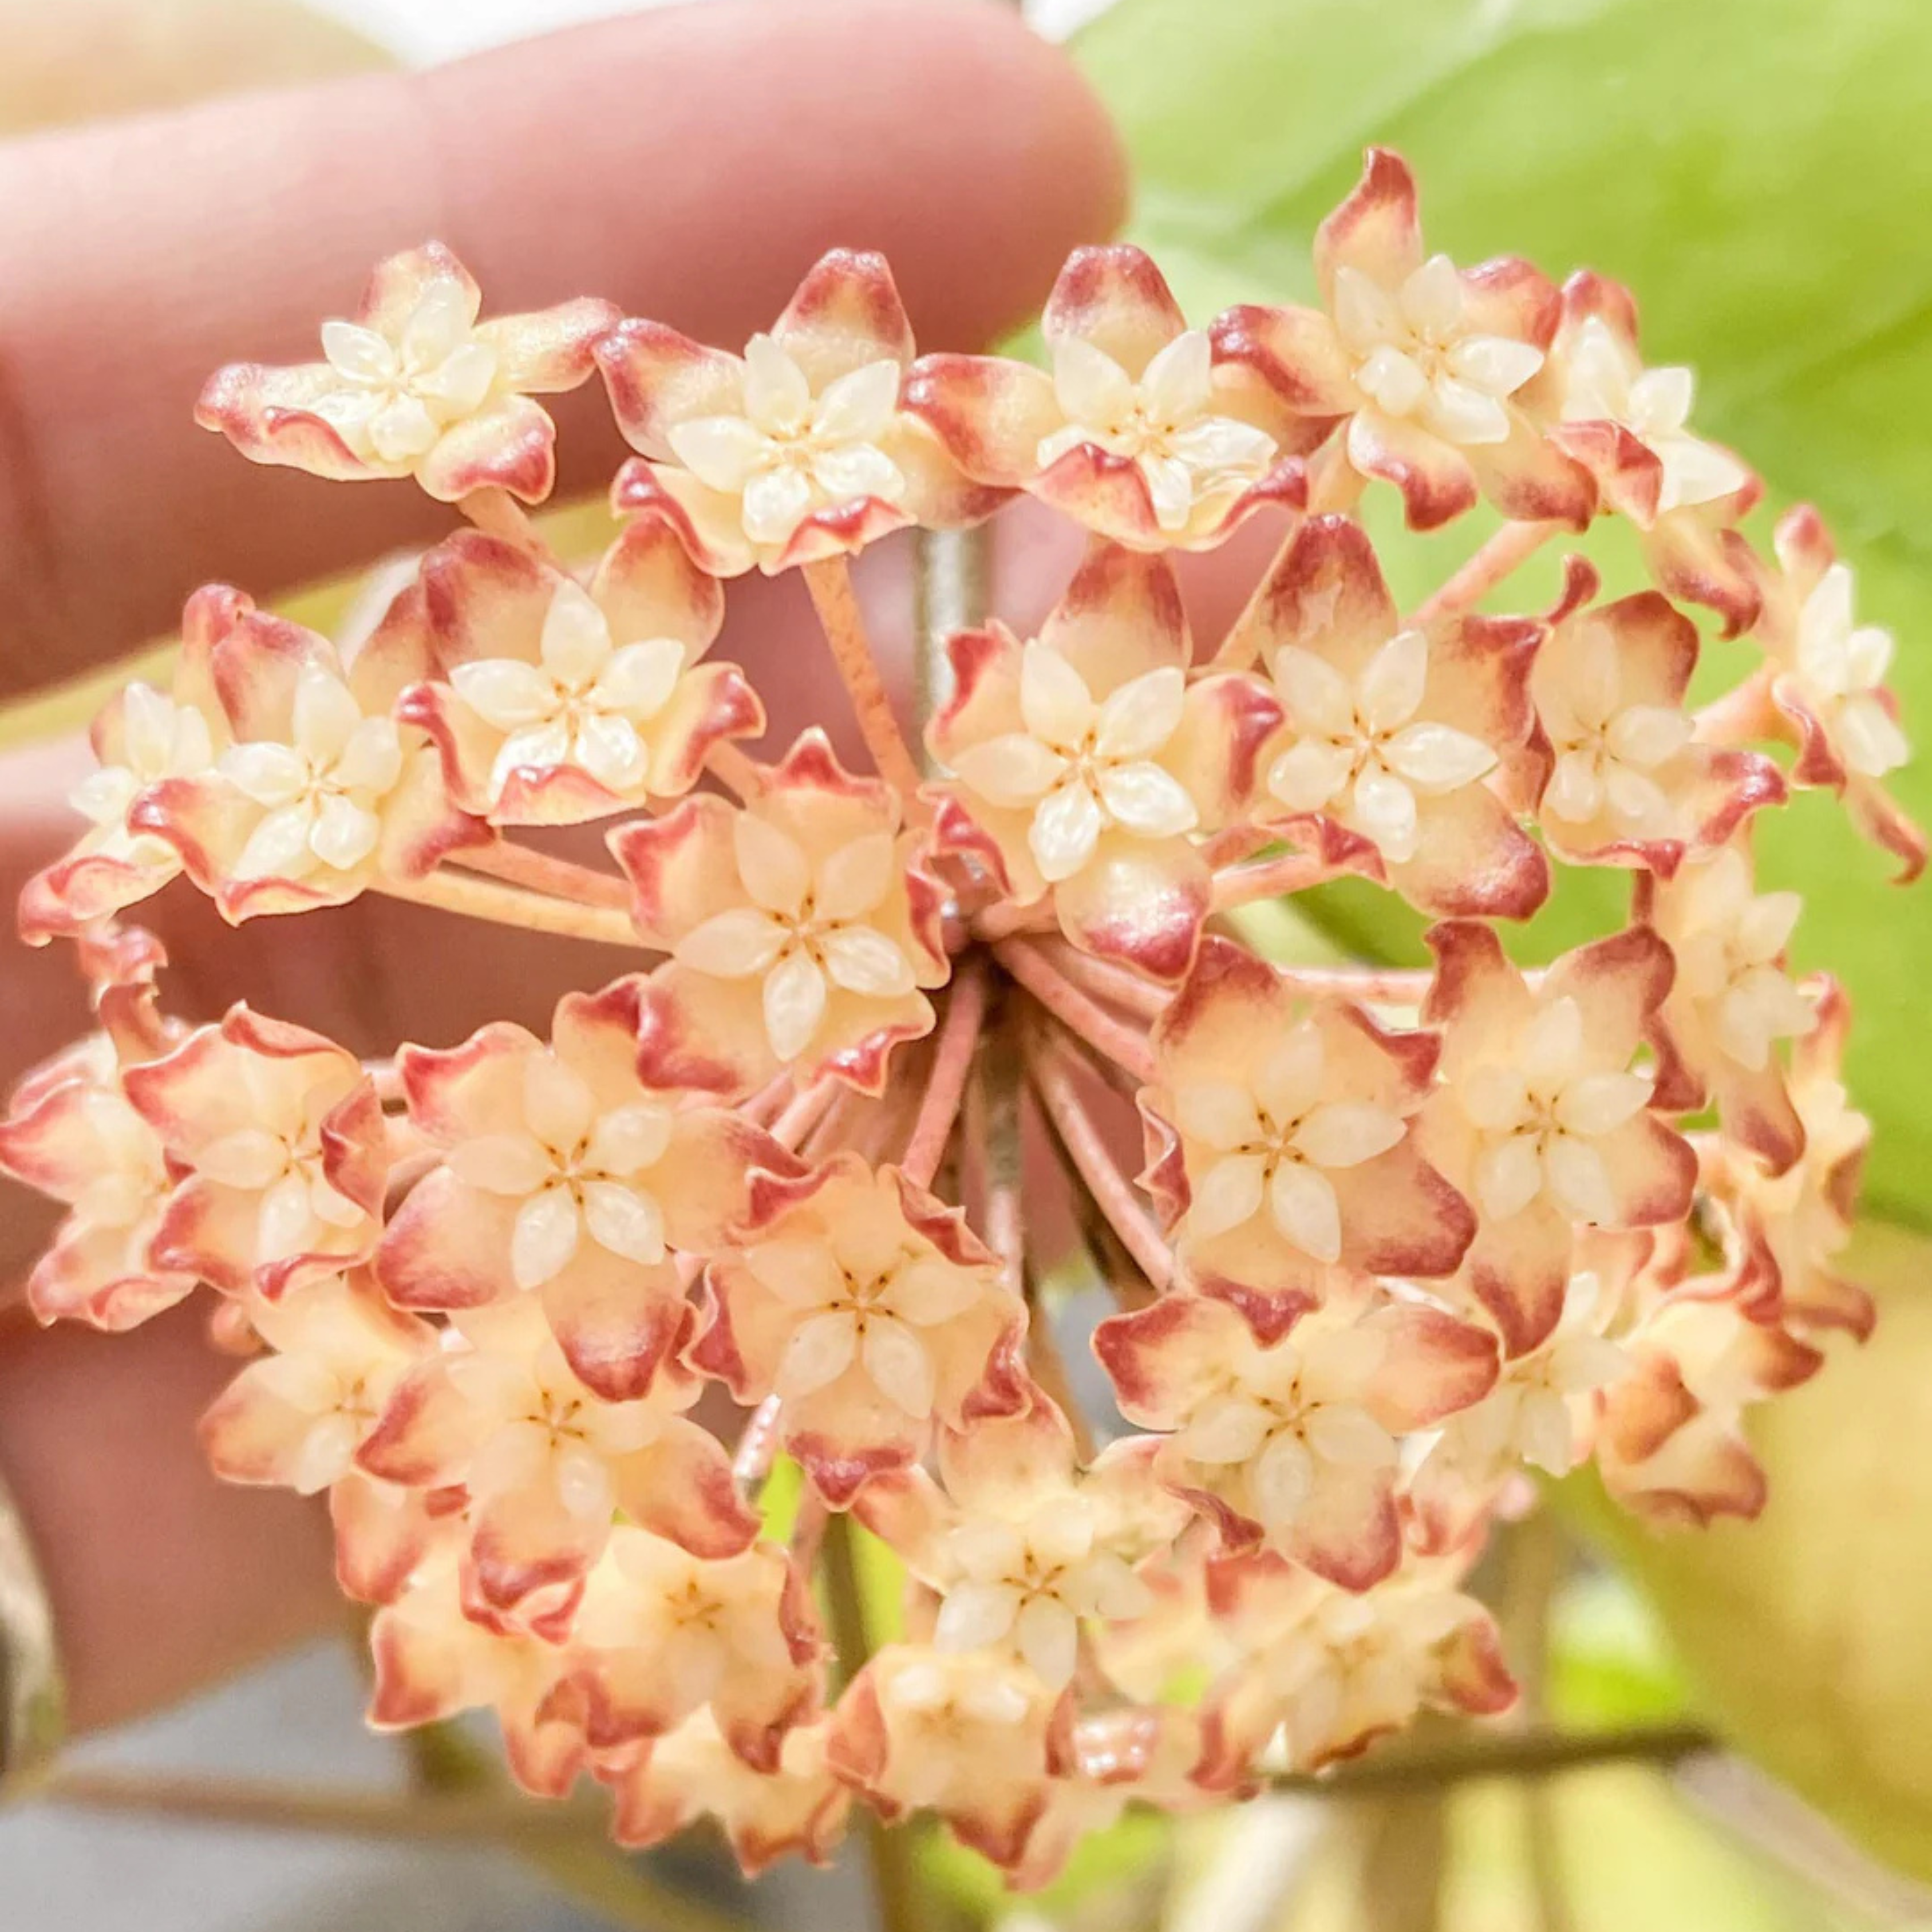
xmin=907 ymin=245 xmax=1307 ymax=550
xmin=614 ymin=733 xmax=950 ymax=1094
xmin=1236 ymin=515 xmax=1547 ymax=919
xmin=927 ymin=543 xmax=1278 ymax=979
xmin=599 ymin=250 xmax=995 ymax=575
xmin=401 ymin=523 xmax=758 ymax=824
xmin=1212 ymin=149 xmax=1591 ymax=530
xmin=197 ymin=242 xmax=615 ymax=503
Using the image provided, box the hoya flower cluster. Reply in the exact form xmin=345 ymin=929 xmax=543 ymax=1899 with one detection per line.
xmin=3 ymin=157 xmax=1913 ymax=1885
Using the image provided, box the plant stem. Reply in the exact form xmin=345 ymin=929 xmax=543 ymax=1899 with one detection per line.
xmin=733 ymin=1393 xmax=784 ymax=1487
xmin=1032 ymin=941 xmax=1173 ymax=1022
xmin=822 ymin=1516 xmax=923 ymax=1932
xmin=802 ymin=556 xmax=926 ymax=800
xmin=1025 ymin=1033 xmax=1175 ymax=1293
xmin=1211 ymin=851 xmax=1337 ymax=909
xmin=372 ymin=870 xmax=641 ymax=947
xmin=1411 ymin=518 xmax=1557 ymax=623
xmin=1274 ymin=964 xmax=1432 ymax=1004
xmin=458 ymin=487 xmax=558 ymax=563
xmin=899 ymin=958 xmax=989 ymax=1188
xmin=1270 ymin=1722 xmax=1717 ymax=1798
xmin=704 ymin=741 xmax=763 ymax=800
xmin=1693 ymin=666 xmax=1777 ymax=746
xmin=995 ymin=938 xmax=1159 ymax=1083
xmin=457 ymin=840 xmax=633 ymax=911
xmin=769 ymin=1079 xmax=839 ymax=1152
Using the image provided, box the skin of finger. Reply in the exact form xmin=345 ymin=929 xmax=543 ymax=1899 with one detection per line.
xmin=0 ymin=0 xmax=1126 ymax=693
xmin=0 ymin=1299 xmax=342 ymax=1734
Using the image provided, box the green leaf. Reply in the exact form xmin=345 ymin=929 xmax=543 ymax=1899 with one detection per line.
xmin=1075 ymin=0 xmax=1932 ymax=1219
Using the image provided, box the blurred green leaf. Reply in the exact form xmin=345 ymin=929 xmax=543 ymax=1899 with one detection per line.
xmin=1075 ymin=0 xmax=1932 ymax=1221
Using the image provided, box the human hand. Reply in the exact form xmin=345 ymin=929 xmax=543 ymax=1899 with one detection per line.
xmin=0 ymin=0 xmax=1136 ymax=1735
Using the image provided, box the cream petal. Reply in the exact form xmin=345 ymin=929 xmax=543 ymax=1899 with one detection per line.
xmin=333 ymin=716 xmax=402 ymax=795
xmin=1445 ymin=334 xmax=1543 ymax=398
xmin=1164 ymin=414 xmax=1277 ymax=476
xmin=1517 ymin=1389 xmax=1578 ymax=1475
xmin=404 ymin=278 xmax=475 ymax=368
xmin=221 ymin=740 xmax=310 ymax=811
xmin=1028 ymin=780 xmax=1104 ymax=883
xmin=883 ymin=1254 xmax=983 ymax=1326
xmin=667 ymin=415 xmax=772 ymax=495
xmin=1475 ymin=1134 xmax=1544 ymax=1222
xmin=811 ymin=359 xmax=903 ymax=443
xmin=746 ymin=1236 xmax=845 ymax=1307
xmin=674 ymin=908 xmax=790 ymax=978
xmin=1354 ymin=343 xmax=1430 ymax=418
xmin=321 ymin=319 xmax=398 ymax=384
xmin=1293 ymin=1101 xmax=1405 ymax=1171
xmin=572 ymin=712 xmax=650 ymax=793
xmin=741 ymin=333 xmax=812 ymax=434
xmin=1422 ymin=378 xmax=1510 ymax=447
xmin=1171 ymin=1078 xmax=1263 ymax=1152
xmin=523 ymin=1052 xmax=598 ymax=1152
xmin=1269 ymin=1160 xmax=1342 ymax=1263
xmin=1603 ymin=764 xmax=1677 ymax=835
xmin=233 ymin=803 xmax=319 ymax=882
xmin=1140 ymin=329 xmax=1215 ymax=422
xmin=1459 ymin=1064 xmax=1530 ymax=1133
xmin=1400 ymin=254 xmax=1466 ymax=336
xmin=935 ymin=1579 xmax=1021 ymax=1653
xmin=1179 ymin=1395 xmax=1274 ymax=1465
xmin=1186 ymin=1152 xmax=1268 ymax=1240
xmin=1095 ymin=667 xmax=1188 ymax=762
xmin=774 ymin=1308 xmax=858 ymax=1399
xmin=1138 ymin=451 xmax=1198 ymax=531
xmin=511 ymin=1186 xmax=582 ymax=1290
xmin=1606 ymin=705 xmax=1693 ymax=769
xmin=1543 ymin=1136 xmax=1618 ymax=1225
xmin=1332 ymin=266 xmax=1402 ymax=353
xmin=1270 ymin=646 xmax=1357 ymax=738
xmin=1844 ymin=624 xmax=1896 ymax=692
xmin=1521 ymin=997 xmax=1585 ymax=1084
xmin=1382 ymin=721 xmax=1496 ymax=792
xmin=419 ymin=341 xmax=497 ymax=417
xmin=1543 ymin=749 xmax=1605 ymax=823
xmin=1349 ymin=765 xmax=1419 ymax=860
xmin=1052 ymin=334 xmax=1136 ymax=429
xmin=1358 ymin=627 xmax=1429 ymax=735
xmin=69 ymin=765 xmax=140 ymax=825
xmin=1836 ymin=693 xmax=1909 ymax=777
xmin=1656 ymin=433 xmax=1748 ymax=513
xmin=256 ymin=1171 xmax=317 ymax=1261
xmin=489 ymin=720 xmax=574 ymax=797
xmin=583 ymin=1103 xmax=675 ymax=1178
xmin=1251 ymin=1430 xmax=1314 ymax=1524
xmin=1554 ymin=1071 xmax=1652 ymax=1137
xmin=1095 ymin=760 xmax=1199 ymax=839
xmin=762 ymin=948 xmax=829 ymax=1062
xmin=815 ymin=830 xmax=900 ymax=922
xmin=861 ymin=1313 xmax=934 ymax=1419
xmin=1735 ymin=889 xmax=1804 ymax=964
xmin=1796 ymin=564 xmax=1856 ymax=677
xmin=1268 ymin=737 xmax=1356 ymax=813
xmin=309 ymin=793 xmax=381 ymax=872
xmin=538 ymin=582 xmax=614 ymax=688
xmin=734 ymin=812 xmax=812 ymax=915
xmin=1018 ymin=642 xmax=1097 ymax=749
xmin=951 ymin=734 xmax=1069 ymax=808
xmin=741 ymin=463 xmax=817 ymax=547
xmin=1255 ymin=1023 xmax=1326 ymax=1125
xmin=450 ymin=659 xmax=556 ymax=732
xmin=810 ymin=441 xmax=904 ymax=505
xmin=1628 ymin=364 xmax=1694 ymax=435
xmin=581 ymin=1179 xmax=667 ymax=1266
xmin=370 ymin=392 xmax=440 ymax=464
xmin=196 ymin=1128 xmax=289 ymax=1191
xmin=1014 ymin=1595 xmax=1080 ymax=1690
xmin=591 ymin=638 xmax=686 ymax=721
xmin=1305 ymin=1401 xmax=1396 ymax=1467
xmin=448 ymin=1132 xmax=554 ymax=1196
xmin=820 ymin=924 xmax=915 ymax=998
